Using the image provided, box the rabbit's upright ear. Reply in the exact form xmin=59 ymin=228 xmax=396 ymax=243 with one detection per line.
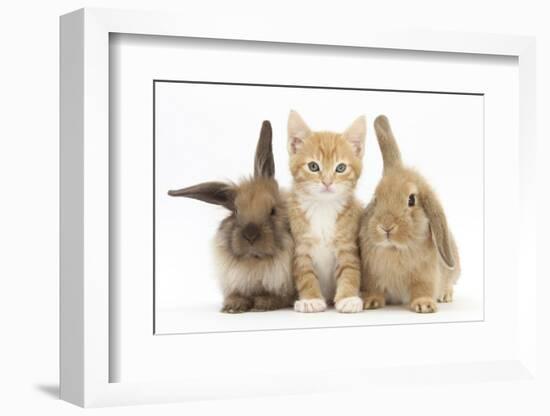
xmin=168 ymin=182 xmax=235 ymax=210
xmin=254 ymin=120 xmax=275 ymax=178
xmin=421 ymin=188 xmax=455 ymax=269
xmin=374 ymin=115 xmax=402 ymax=173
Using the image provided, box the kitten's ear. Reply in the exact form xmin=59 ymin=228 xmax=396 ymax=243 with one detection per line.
xmin=287 ymin=110 xmax=311 ymax=155
xmin=343 ymin=115 xmax=366 ymax=158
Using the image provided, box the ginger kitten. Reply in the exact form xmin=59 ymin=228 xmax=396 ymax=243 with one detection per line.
xmin=287 ymin=111 xmax=366 ymax=313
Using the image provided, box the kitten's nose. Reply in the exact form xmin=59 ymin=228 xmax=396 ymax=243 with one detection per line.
xmin=242 ymin=223 xmax=260 ymax=244
xmin=322 ymin=179 xmax=333 ymax=188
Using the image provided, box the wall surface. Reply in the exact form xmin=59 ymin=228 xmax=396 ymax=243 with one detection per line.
xmin=0 ymin=0 xmax=548 ymax=414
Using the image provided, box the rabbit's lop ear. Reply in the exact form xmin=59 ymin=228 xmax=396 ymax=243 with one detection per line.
xmin=422 ymin=188 xmax=455 ymax=269
xmin=287 ymin=110 xmax=311 ymax=155
xmin=374 ymin=115 xmax=402 ymax=173
xmin=168 ymin=182 xmax=235 ymax=210
xmin=254 ymin=120 xmax=275 ymax=178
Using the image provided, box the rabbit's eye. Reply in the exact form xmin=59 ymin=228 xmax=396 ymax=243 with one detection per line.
xmin=335 ymin=163 xmax=347 ymax=173
xmin=408 ymin=194 xmax=416 ymax=207
xmin=308 ymin=161 xmax=320 ymax=172
xmin=270 ymin=208 xmax=276 ymax=216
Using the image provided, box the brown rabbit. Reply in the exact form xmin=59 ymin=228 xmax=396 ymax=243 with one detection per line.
xmin=359 ymin=115 xmax=460 ymax=313
xmin=168 ymin=121 xmax=295 ymax=313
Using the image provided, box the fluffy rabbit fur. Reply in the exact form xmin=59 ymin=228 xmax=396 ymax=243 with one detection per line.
xmin=359 ymin=115 xmax=460 ymax=313
xmin=168 ymin=121 xmax=295 ymax=313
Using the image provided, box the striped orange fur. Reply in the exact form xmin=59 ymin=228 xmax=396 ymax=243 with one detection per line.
xmin=286 ymin=111 xmax=366 ymax=313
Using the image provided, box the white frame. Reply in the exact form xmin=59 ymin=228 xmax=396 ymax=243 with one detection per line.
xmin=60 ymin=7 xmax=537 ymax=407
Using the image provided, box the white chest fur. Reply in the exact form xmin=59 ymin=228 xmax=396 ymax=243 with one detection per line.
xmin=299 ymin=195 xmax=346 ymax=301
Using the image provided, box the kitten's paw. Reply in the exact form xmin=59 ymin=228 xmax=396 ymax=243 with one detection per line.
xmin=437 ymin=291 xmax=453 ymax=303
xmin=363 ymin=294 xmax=386 ymax=310
xmin=335 ymin=296 xmax=363 ymax=313
xmin=410 ymin=297 xmax=438 ymax=313
xmin=294 ymin=298 xmax=327 ymax=313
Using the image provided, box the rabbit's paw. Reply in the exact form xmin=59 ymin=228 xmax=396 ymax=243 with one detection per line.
xmin=362 ymin=294 xmax=386 ymax=310
xmin=335 ymin=296 xmax=363 ymax=313
xmin=410 ymin=297 xmax=438 ymax=313
xmin=252 ymin=295 xmax=283 ymax=311
xmin=294 ymin=298 xmax=327 ymax=313
xmin=222 ymin=296 xmax=253 ymax=313
xmin=437 ymin=289 xmax=453 ymax=303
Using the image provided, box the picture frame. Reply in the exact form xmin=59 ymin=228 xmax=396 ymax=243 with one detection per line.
xmin=60 ymin=7 xmax=538 ymax=407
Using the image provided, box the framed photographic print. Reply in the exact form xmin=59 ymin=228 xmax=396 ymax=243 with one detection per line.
xmin=60 ymin=8 xmax=538 ymax=407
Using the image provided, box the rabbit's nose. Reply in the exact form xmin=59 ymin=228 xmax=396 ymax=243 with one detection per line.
xmin=379 ymin=224 xmax=396 ymax=237
xmin=242 ymin=223 xmax=261 ymax=244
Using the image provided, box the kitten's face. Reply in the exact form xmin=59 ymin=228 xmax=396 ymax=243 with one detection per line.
xmin=290 ymin=132 xmax=361 ymax=199
xmin=287 ymin=111 xmax=366 ymax=199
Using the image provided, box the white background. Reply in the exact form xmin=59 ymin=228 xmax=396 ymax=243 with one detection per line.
xmin=155 ymin=81 xmax=484 ymax=333
xmin=0 ymin=1 xmax=548 ymax=415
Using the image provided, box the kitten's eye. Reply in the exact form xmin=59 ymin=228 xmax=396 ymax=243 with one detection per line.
xmin=335 ymin=163 xmax=347 ymax=173
xmin=308 ymin=161 xmax=320 ymax=172
xmin=408 ymin=194 xmax=416 ymax=207
xmin=270 ymin=208 xmax=276 ymax=216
